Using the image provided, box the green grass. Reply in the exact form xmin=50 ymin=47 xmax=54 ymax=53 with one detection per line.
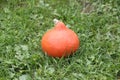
xmin=0 ymin=0 xmax=120 ymax=80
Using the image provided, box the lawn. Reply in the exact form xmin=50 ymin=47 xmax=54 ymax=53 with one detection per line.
xmin=0 ymin=0 xmax=120 ymax=80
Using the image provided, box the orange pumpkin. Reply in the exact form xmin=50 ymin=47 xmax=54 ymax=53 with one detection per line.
xmin=41 ymin=19 xmax=79 ymax=58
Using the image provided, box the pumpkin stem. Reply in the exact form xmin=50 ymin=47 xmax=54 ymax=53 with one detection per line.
xmin=53 ymin=19 xmax=59 ymax=25
xmin=53 ymin=19 xmax=67 ymax=30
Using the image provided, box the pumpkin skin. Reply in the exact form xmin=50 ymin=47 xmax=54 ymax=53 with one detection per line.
xmin=41 ymin=20 xmax=79 ymax=58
